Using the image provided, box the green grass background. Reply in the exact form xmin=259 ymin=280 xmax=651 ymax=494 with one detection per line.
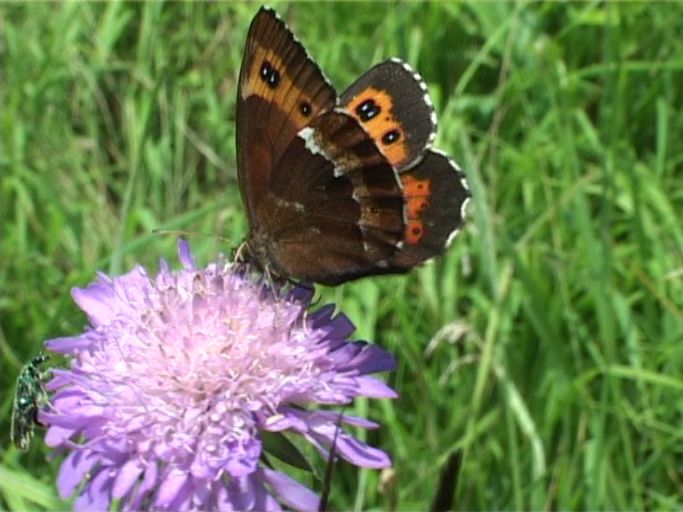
xmin=2 ymin=2 xmax=683 ymax=510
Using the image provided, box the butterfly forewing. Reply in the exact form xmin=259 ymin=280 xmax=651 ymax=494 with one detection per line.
xmin=237 ymin=7 xmax=336 ymax=223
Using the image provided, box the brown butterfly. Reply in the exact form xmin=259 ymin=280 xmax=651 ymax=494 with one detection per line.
xmin=236 ymin=7 xmax=470 ymax=286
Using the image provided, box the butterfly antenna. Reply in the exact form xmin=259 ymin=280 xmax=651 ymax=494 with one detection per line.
xmin=318 ymin=407 xmax=346 ymax=512
xmin=151 ymin=228 xmax=233 ymax=244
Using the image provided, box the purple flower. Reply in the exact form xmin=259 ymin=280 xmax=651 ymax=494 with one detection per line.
xmin=42 ymin=240 xmax=396 ymax=511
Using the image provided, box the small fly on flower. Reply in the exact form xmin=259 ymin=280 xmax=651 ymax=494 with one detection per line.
xmin=11 ymin=353 xmax=51 ymax=452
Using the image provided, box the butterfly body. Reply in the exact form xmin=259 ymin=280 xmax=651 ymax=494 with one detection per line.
xmin=236 ymin=8 xmax=470 ymax=286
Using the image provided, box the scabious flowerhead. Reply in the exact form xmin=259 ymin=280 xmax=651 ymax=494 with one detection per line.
xmin=42 ymin=240 xmax=396 ymax=511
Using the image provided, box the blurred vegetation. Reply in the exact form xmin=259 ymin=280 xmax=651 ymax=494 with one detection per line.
xmin=2 ymin=2 xmax=683 ymax=510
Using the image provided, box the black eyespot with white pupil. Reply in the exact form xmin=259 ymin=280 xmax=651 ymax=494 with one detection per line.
xmin=260 ymin=61 xmax=280 ymax=89
xmin=300 ymin=101 xmax=312 ymax=116
xmin=382 ymin=129 xmax=401 ymax=145
xmin=356 ymin=99 xmax=381 ymax=122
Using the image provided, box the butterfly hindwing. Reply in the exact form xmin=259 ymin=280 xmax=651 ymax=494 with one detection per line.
xmin=237 ymin=7 xmax=336 ymax=224
xmin=340 ymin=59 xmax=436 ymax=170
xmin=341 ymin=58 xmax=470 ymax=273
xmin=388 ymin=150 xmax=470 ymax=271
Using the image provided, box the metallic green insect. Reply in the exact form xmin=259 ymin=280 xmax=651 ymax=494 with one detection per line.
xmin=10 ymin=353 xmax=51 ymax=452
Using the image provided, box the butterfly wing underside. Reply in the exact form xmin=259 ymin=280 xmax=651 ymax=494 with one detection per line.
xmin=236 ymin=7 xmax=336 ymax=226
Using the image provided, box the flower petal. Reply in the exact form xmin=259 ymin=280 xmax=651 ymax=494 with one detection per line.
xmin=112 ymin=459 xmax=144 ymax=499
xmin=262 ymin=410 xmax=310 ymax=432
xmin=57 ymin=450 xmax=99 ymax=499
xmin=177 ymin=238 xmax=195 ymax=269
xmin=353 ymin=376 xmax=398 ymax=398
xmin=262 ymin=468 xmax=319 ymax=512
xmin=154 ymin=468 xmax=191 ymax=508
xmin=340 ymin=343 xmax=397 ymax=374
xmin=70 ymin=275 xmax=115 ymax=326
xmin=44 ymin=335 xmax=93 ymax=353
xmin=221 ymin=475 xmax=256 ymax=510
xmin=317 ymin=428 xmax=391 ymax=469
xmin=125 ymin=461 xmax=158 ymax=511
xmin=288 ymin=409 xmax=379 ymax=430
xmin=44 ymin=424 xmax=77 ymax=446
xmin=287 ymin=285 xmax=314 ymax=305
xmin=74 ymin=468 xmax=112 ymax=512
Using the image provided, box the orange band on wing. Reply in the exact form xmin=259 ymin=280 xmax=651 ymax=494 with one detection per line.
xmin=241 ymin=45 xmax=325 ymax=129
xmin=345 ymin=87 xmax=409 ymax=168
xmin=400 ymin=174 xmax=431 ymax=244
xmin=404 ymin=220 xmax=424 ymax=244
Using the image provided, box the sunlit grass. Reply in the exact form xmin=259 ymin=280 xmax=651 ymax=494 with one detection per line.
xmin=2 ymin=2 xmax=683 ymax=510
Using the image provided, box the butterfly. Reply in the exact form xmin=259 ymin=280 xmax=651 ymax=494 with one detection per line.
xmin=236 ymin=7 xmax=470 ymax=286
